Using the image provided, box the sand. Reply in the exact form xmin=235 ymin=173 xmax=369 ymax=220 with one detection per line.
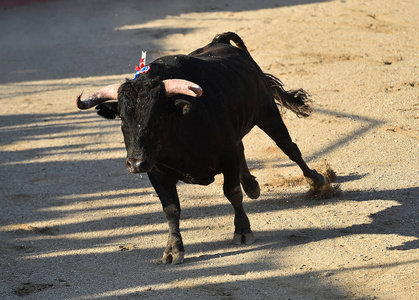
xmin=0 ymin=0 xmax=418 ymax=299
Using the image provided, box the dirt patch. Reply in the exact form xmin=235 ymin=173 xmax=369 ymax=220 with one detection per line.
xmin=14 ymin=225 xmax=59 ymax=235
xmin=13 ymin=282 xmax=54 ymax=297
xmin=264 ymin=159 xmax=337 ymax=188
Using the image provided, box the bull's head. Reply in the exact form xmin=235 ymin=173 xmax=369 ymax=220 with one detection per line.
xmin=76 ymin=79 xmax=203 ymax=173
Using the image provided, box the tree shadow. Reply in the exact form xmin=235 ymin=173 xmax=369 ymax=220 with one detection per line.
xmin=0 ymin=0 xmax=331 ymax=84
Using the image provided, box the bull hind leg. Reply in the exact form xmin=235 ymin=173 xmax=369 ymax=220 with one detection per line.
xmin=257 ymin=108 xmax=326 ymax=191
xmin=223 ymin=151 xmax=255 ymax=245
xmin=238 ymin=141 xmax=260 ymax=199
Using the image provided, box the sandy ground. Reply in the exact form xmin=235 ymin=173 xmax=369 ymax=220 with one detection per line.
xmin=1 ymin=0 xmax=418 ymax=299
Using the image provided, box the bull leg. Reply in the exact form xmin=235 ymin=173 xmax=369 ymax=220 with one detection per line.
xmin=147 ymin=171 xmax=184 ymax=264
xmin=257 ymin=112 xmax=326 ymax=191
xmin=238 ymin=141 xmax=260 ymax=199
xmin=223 ymin=151 xmax=255 ymax=245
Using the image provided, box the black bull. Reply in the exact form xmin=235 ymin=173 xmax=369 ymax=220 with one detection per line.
xmin=76 ymin=32 xmax=326 ymax=264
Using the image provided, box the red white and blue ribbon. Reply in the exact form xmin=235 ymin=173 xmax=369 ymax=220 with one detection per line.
xmin=134 ymin=51 xmax=150 ymax=79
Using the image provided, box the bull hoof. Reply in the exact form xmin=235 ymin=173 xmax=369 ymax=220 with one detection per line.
xmin=232 ymin=232 xmax=255 ymax=245
xmin=305 ymin=169 xmax=326 ymax=192
xmin=242 ymin=176 xmax=260 ymax=199
xmin=156 ymin=251 xmax=184 ymax=265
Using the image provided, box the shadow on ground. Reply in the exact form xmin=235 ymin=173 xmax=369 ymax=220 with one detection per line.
xmin=0 ymin=0 xmax=331 ymax=84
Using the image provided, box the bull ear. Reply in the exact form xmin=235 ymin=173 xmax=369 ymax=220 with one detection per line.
xmin=174 ymin=99 xmax=192 ymax=115
xmin=95 ymin=102 xmax=119 ymax=119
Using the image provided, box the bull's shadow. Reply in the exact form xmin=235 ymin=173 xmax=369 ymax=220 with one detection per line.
xmin=316 ymin=187 xmax=415 ymax=247
xmin=184 ymin=186 xmax=419 ymax=259
xmin=343 ymin=187 xmax=418 ymax=251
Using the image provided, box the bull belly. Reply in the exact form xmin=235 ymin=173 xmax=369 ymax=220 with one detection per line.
xmin=181 ymin=174 xmax=215 ymax=185
xmin=156 ymin=162 xmax=218 ymax=185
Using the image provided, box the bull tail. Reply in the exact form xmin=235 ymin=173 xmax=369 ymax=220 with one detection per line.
xmin=213 ymin=32 xmax=248 ymax=52
xmin=264 ymin=73 xmax=312 ymax=117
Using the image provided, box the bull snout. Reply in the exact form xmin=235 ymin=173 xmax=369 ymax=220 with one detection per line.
xmin=126 ymin=158 xmax=150 ymax=173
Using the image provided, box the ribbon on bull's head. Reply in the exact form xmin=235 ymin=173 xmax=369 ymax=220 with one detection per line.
xmin=134 ymin=51 xmax=150 ymax=79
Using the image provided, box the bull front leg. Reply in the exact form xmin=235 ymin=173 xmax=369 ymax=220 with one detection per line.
xmin=223 ymin=151 xmax=255 ymax=245
xmin=148 ymin=171 xmax=184 ymax=264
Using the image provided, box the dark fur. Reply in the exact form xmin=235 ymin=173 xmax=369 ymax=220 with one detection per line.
xmin=91 ymin=32 xmax=325 ymax=264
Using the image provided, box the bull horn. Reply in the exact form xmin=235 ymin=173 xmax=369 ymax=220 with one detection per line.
xmin=76 ymin=83 xmax=121 ymax=109
xmin=163 ymin=79 xmax=203 ymax=98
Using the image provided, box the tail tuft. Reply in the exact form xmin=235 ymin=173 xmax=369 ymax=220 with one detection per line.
xmin=265 ymin=73 xmax=312 ymax=118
